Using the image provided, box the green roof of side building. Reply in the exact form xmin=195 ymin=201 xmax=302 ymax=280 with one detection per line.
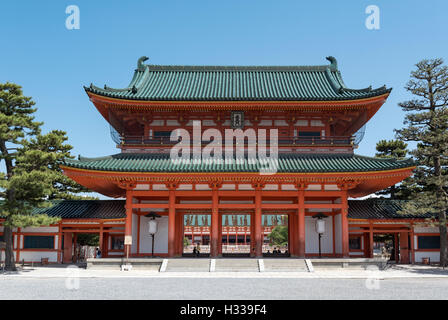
xmin=15 ymin=199 xmax=433 ymax=221
xmin=62 ymin=153 xmax=415 ymax=173
xmin=85 ymin=56 xmax=391 ymax=101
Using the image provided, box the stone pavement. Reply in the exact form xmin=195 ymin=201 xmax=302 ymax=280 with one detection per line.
xmin=1 ymin=264 xmax=448 ymax=279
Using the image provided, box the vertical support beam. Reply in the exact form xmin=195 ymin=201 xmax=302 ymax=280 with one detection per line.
xmin=297 ymin=187 xmax=306 ymax=258
xmin=210 ymin=186 xmax=219 ymax=257
xmin=177 ymin=212 xmax=184 ymax=255
xmin=168 ymin=184 xmax=176 ymax=257
xmin=16 ymin=228 xmax=21 ymax=263
xmin=369 ymin=222 xmax=374 ymax=258
xmin=63 ymin=232 xmax=73 ymax=263
xmin=288 ymin=213 xmax=295 ymax=256
xmin=99 ymin=221 xmax=104 ymax=258
xmin=136 ymin=215 xmax=141 ymax=256
xmin=250 ymin=212 xmax=255 ymax=256
xmin=394 ymin=233 xmax=399 ymax=262
xmin=218 ymin=212 xmax=223 ymax=255
xmin=125 ymin=190 xmax=133 ymax=259
xmin=410 ymin=223 xmax=415 ymax=264
xmin=58 ymin=222 xmax=63 ymax=263
xmin=254 ymin=186 xmax=263 ymax=257
xmin=332 ymin=214 xmax=336 ymax=255
xmin=400 ymin=232 xmax=410 ymax=264
xmin=341 ymin=190 xmax=349 ymax=258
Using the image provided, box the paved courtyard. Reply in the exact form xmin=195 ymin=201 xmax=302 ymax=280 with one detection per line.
xmin=0 ymin=265 xmax=448 ymax=299
xmin=0 ymin=276 xmax=447 ymax=300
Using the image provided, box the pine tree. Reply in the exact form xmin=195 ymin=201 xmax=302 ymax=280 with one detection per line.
xmin=0 ymin=83 xmax=91 ymax=271
xmin=395 ymin=59 xmax=448 ymax=267
xmin=374 ymin=139 xmax=412 ymax=199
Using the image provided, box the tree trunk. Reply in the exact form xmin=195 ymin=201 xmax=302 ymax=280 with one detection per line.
xmin=3 ymin=222 xmax=16 ymax=271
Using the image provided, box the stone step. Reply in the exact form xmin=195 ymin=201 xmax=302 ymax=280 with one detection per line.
xmin=262 ymin=258 xmax=308 ymax=272
xmin=165 ymin=258 xmax=211 ymax=272
xmin=214 ymin=258 xmax=259 ymax=272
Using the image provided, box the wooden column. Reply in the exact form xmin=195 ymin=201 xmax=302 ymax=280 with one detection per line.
xmin=369 ymin=222 xmax=374 ymax=258
xmin=400 ymin=232 xmax=410 ymax=264
xmin=218 ymin=213 xmax=223 ymax=255
xmin=136 ymin=215 xmax=141 ymax=256
xmin=210 ymin=185 xmax=219 ymax=257
xmin=125 ymin=190 xmax=133 ymax=258
xmin=99 ymin=221 xmax=104 ymax=257
xmin=297 ymin=187 xmax=306 ymax=257
xmin=394 ymin=233 xmax=399 ymax=262
xmin=58 ymin=222 xmax=63 ymax=263
xmin=410 ymin=223 xmax=415 ymax=264
xmin=168 ymin=184 xmax=176 ymax=257
xmin=63 ymin=232 xmax=73 ymax=263
xmin=177 ymin=212 xmax=184 ymax=255
xmin=16 ymin=228 xmax=21 ymax=263
xmin=254 ymin=186 xmax=263 ymax=257
xmin=341 ymin=190 xmax=349 ymax=258
xmin=288 ymin=213 xmax=295 ymax=256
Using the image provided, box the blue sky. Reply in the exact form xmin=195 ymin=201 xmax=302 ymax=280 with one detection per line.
xmin=0 ymin=0 xmax=447 ymax=198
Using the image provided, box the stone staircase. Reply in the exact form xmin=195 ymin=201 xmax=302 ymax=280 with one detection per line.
xmin=214 ymin=258 xmax=260 ymax=272
xmin=164 ymin=258 xmax=211 ymax=272
xmin=263 ymin=258 xmax=308 ymax=272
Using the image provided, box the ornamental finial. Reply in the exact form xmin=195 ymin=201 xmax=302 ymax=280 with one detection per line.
xmin=326 ymin=56 xmax=338 ymax=69
xmin=137 ymin=56 xmax=149 ymax=71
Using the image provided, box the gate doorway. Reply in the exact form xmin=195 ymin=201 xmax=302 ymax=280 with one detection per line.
xmin=373 ymin=233 xmax=398 ymax=262
xmin=183 ymin=214 xmax=210 ymax=257
xmin=221 ymin=214 xmax=251 ymax=257
xmin=263 ymin=214 xmax=289 ymax=257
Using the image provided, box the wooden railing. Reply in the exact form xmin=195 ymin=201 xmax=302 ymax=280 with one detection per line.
xmin=119 ymin=135 xmax=354 ymax=146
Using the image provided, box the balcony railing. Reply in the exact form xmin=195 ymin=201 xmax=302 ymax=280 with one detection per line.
xmin=117 ymin=135 xmax=355 ymax=147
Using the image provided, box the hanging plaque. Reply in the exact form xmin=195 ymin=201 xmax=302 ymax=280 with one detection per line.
xmin=231 ymin=111 xmax=244 ymax=129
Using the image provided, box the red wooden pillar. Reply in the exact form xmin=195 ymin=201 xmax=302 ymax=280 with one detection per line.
xmin=400 ymin=232 xmax=410 ymax=264
xmin=254 ymin=187 xmax=262 ymax=257
xmin=394 ymin=233 xmax=399 ymax=262
xmin=288 ymin=213 xmax=295 ymax=256
xmin=369 ymin=223 xmax=374 ymax=258
xmin=210 ymin=186 xmax=219 ymax=257
xmin=178 ymin=213 xmax=184 ymax=255
xmin=136 ymin=215 xmax=141 ymax=256
xmin=218 ymin=213 xmax=223 ymax=255
xmin=341 ymin=190 xmax=349 ymax=258
xmin=63 ymin=232 xmax=73 ymax=263
xmin=168 ymin=185 xmax=176 ymax=257
xmin=124 ymin=190 xmax=133 ymax=258
xmin=410 ymin=224 xmax=415 ymax=264
xmin=58 ymin=222 xmax=63 ymax=263
xmin=297 ymin=188 xmax=306 ymax=257
xmin=99 ymin=221 xmax=104 ymax=258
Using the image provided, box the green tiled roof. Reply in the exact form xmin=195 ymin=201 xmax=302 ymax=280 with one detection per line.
xmin=348 ymin=199 xmax=434 ymax=220
xmin=32 ymin=200 xmax=126 ymax=219
xmin=62 ymin=153 xmax=415 ymax=173
xmin=21 ymin=199 xmax=431 ymax=221
xmin=85 ymin=56 xmax=391 ymax=101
